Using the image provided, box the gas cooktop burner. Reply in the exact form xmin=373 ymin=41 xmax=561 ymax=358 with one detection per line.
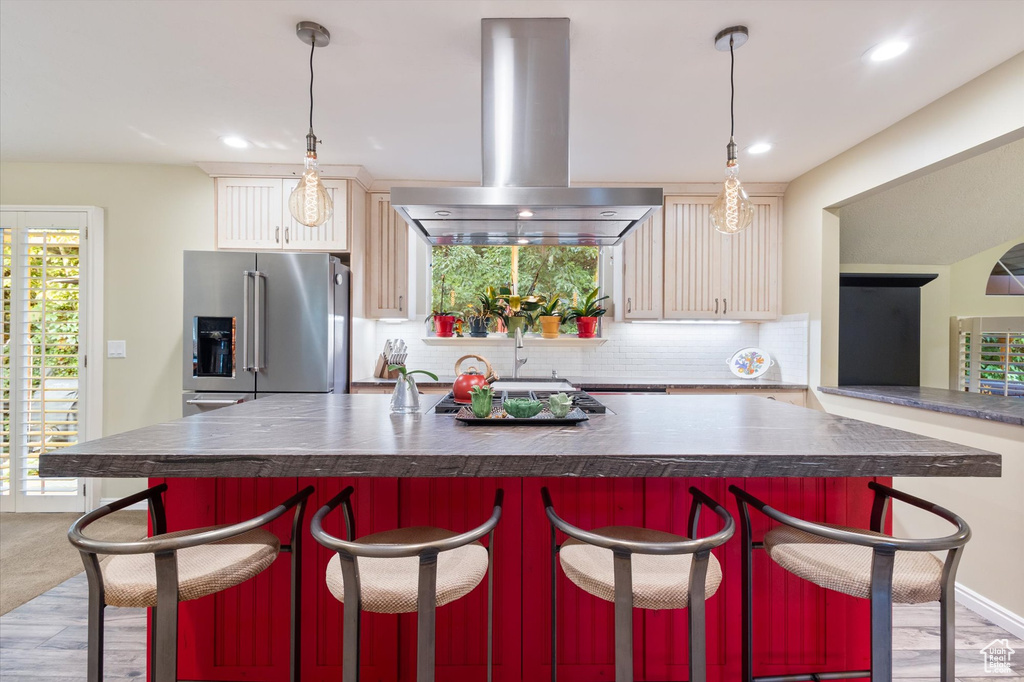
xmin=433 ymin=389 xmax=607 ymax=415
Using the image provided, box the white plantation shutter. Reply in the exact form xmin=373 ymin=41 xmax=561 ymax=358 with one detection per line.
xmin=1 ymin=210 xmax=88 ymax=509
xmin=956 ymin=316 xmax=1024 ymax=397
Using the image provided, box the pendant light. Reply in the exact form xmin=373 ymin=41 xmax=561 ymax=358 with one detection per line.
xmin=709 ymin=26 xmax=754 ymax=235
xmin=289 ymin=21 xmax=333 ymax=228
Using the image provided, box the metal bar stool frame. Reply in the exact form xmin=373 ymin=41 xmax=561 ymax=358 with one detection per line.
xmin=542 ymin=486 xmax=736 ymax=682
xmin=310 ymin=486 xmax=504 ymax=682
xmin=729 ymin=481 xmax=971 ymax=682
xmin=68 ymin=482 xmax=314 ymax=682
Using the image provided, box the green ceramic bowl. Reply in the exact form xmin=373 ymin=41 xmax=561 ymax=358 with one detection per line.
xmin=503 ymin=398 xmax=544 ymax=419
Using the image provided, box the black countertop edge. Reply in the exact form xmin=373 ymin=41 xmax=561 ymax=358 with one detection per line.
xmin=818 ymin=386 xmax=1024 ymax=427
xmin=42 ymin=454 xmax=1001 ymax=480
xmin=353 ymin=377 xmax=808 ymax=391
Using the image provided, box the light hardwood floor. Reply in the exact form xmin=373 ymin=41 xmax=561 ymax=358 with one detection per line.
xmin=1 ymin=572 xmax=1021 ymax=680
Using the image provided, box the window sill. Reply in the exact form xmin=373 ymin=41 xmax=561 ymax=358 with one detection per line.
xmin=422 ymin=335 xmax=607 ymax=347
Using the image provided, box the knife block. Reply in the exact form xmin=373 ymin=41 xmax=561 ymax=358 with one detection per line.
xmin=373 ymin=353 xmax=404 ymax=379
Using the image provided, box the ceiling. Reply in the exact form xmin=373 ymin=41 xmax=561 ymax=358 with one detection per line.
xmin=2 ymin=1 xmax=1023 ymax=183
xmin=839 ymin=138 xmax=1024 ymax=265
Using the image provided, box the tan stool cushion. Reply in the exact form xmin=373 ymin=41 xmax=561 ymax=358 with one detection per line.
xmin=559 ymin=526 xmax=723 ymax=611
xmin=103 ymin=525 xmax=280 ymax=608
xmin=764 ymin=524 xmax=943 ymax=604
xmin=325 ymin=526 xmax=488 ymax=614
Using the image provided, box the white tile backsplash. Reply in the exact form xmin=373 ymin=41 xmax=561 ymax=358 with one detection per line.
xmin=366 ymin=314 xmax=809 ymax=383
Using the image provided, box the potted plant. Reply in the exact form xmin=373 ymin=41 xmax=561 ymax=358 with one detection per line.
xmin=388 ymin=364 xmax=439 ymax=414
xmin=496 ymin=286 xmax=545 ymax=338
xmin=564 ymin=288 xmax=609 ymax=338
xmin=464 ymin=288 xmax=502 ymax=338
xmin=430 ymin=275 xmax=459 ymax=337
xmin=537 ymin=294 xmax=564 ymax=339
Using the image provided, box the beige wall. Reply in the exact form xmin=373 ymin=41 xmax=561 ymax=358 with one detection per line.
xmin=0 ymin=163 xmax=214 ymax=498
xmin=785 ymin=52 xmax=1024 ymax=616
xmin=949 ymin=236 xmax=1024 ymax=317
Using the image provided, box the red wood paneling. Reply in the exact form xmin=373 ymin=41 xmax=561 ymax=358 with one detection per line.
xmin=153 ymin=476 xmax=880 ymax=682
xmin=398 ymin=478 xmax=522 ymax=682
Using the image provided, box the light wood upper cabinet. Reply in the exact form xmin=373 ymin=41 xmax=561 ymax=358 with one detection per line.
xmin=366 ymin=193 xmax=409 ymax=319
xmin=215 ymin=176 xmax=356 ymax=252
xmin=660 ymin=195 xmax=781 ymax=321
xmin=215 ymin=177 xmax=283 ymax=250
xmin=720 ymin=196 xmax=780 ymax=319
xmin=282 ymin=178 xmax=350 ymax=251
xmin=663 ymin=198 xmax=722 ymax=319
xmin=622 ymin=209 xmax=663 ymax=319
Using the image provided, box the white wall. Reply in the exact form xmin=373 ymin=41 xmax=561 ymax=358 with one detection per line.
xmin=0 ymin=162 xmax=215 ymax=499
xmin=784 ymin=52 xmax=1024 ymax=616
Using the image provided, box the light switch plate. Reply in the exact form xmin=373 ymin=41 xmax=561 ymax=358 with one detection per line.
xmin=107 ymin=340 xmax=127 ymax=358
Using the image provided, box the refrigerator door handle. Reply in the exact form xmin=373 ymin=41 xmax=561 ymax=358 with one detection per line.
xmin=253 ymin=270 xmax=266 ymax=372
xmin=242 ymin=270 xmax=253 ymax=372
xmin=186 ymin=398 xmax=245 ymax=406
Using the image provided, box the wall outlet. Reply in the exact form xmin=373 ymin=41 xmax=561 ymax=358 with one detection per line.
xmin=107 ymin=340 xmax=127 ymax=358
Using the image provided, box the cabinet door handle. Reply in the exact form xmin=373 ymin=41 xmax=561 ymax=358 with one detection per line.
xmin=627 ymin=297 xmax=632 ymax=313
xmin=723 ymin=298 xmax=727 ymax=315
xmin=275 ymin=227 xmax=280 ymax=243
xmin=285 ymin=227 xmax=290 ymax=243
xmin=715 ymin=297 xmax=719 ymax=314
xmin=398 ymin=295 xmax=403 ymax=312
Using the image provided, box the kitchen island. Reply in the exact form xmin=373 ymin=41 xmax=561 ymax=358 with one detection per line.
xmin=40 ymin=394 xmax=1000 ymax=682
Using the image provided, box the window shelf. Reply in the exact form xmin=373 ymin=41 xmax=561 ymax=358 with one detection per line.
xmin=421 ymin=335 xmax=607 ymax=347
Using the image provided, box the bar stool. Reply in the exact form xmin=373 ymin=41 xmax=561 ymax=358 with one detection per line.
xmin=729 ymin=481 xmax=971 ymax=682
xmin=68 ymin=482 xmax=313 ymax=682
xmin=541 ymin=486 xmax=735 ymax=682
xmin=310 ymin=485 xmax=504 ymax=682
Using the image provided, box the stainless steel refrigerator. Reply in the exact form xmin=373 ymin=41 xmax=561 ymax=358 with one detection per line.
xmin=182 ymin=251 xmax=349 ymax=416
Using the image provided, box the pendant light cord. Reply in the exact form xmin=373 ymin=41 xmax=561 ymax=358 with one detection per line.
xmin=309 ymin=40 xmax=315 ymax=131
xmin=730 ymin=35 xmax=735 ymax=139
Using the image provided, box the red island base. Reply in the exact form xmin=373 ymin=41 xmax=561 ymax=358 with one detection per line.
xmin=150 ymin=477 xmax=881 ymax=681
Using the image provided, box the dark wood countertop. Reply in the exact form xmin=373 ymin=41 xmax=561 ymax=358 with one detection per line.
xmin=819 ymin=385 xmax=1024 ymax=426
xmin=39 ymin=394 xmax=999 ymax=479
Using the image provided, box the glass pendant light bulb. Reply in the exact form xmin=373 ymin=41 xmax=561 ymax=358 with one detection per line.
xmin=289 ymin=139 xmax=333 ymax=227
xmin=711 ymin=158 xmax=754 ymax=235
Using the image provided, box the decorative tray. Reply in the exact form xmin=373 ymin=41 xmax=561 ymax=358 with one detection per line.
xmin=454 ymin=405 xmax=589 ymax=426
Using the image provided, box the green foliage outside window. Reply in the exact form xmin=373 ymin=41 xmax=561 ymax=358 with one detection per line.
xmin=430 ymin=246 xmax=600 ymax=332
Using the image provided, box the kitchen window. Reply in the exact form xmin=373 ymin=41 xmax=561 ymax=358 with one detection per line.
xmin=0 ymin=208 xmax=102 ymax=512
xmin=430 ymin=245 xmax=601 ymax=324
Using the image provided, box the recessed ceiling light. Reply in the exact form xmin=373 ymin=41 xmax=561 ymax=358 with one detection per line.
xmin=220 ymin=136 xmax=250 ymax=149
xmin=746 ymin=142 xmax=772 ymax=154
xmin=518 ymin=210 xmax=534 ymax=218
xmin=865 ymin=40 xmax=909 ymax=63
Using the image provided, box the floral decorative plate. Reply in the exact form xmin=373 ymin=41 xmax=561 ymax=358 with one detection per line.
xmin=727 ymin=347 xmax=773 ymax=379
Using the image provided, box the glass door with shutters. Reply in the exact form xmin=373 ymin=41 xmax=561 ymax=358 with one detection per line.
xmin=1 ymin=211 xmax=88 ymax=512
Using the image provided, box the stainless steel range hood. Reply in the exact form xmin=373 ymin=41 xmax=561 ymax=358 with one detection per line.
xmin=390 ymin=18 xmax=662 ymax=247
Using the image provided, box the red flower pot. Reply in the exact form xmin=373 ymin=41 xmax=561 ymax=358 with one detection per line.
xmin=434 ymin=315 xmax=457 ymax=337
xmin=576 ymin=316 xmax=598 ymax=338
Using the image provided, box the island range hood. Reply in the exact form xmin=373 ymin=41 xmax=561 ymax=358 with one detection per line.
xmin=390 ymin=18 xmax=663 ymax=247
